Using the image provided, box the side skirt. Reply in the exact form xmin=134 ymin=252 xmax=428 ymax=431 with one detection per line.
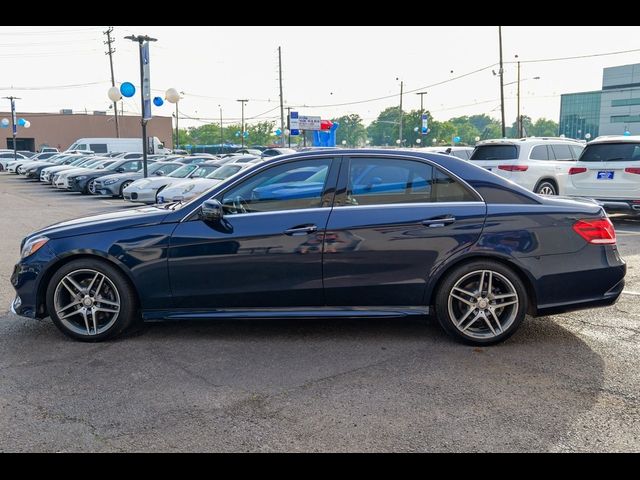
xmin=141 ymin=306 xmax=430 ymax=322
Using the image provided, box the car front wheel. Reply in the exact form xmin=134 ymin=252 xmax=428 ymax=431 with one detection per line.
xmin=434 ymin=260 xmax=527 ymax=345
xmin=46 ymin=258 xmax=138 ymax=341
xmin=119 ymin=180 xmax=133 ymax=198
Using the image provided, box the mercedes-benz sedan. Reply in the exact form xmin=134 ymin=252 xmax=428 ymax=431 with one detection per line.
xmin=11 ymin=149 xmax=625 ymax=345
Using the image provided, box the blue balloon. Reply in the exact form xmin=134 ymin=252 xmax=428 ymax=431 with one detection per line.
xmin=243 ymin=131 xmax=249 ymax=138
xmin=235 ymin=131 xmax=241 ymax=137
xmin=624 ymin=130 xmax=631 ymax=136
xmin=275 ymin=129 xmax=282 ymax=136
xmin=421 ymin=127 xmax=428 ymax=133
xmin=153 ymin=96 xmax=164 ymax=107
xmin=17 ymin=118 xmax=26 ymax=127
xmin=120 ymin=82 xmax=136 ymax=98
xmin=453 ymin=136 xmax=461 ymax=143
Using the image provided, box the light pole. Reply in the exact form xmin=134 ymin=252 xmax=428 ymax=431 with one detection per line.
xmin=396 ymin=78 xmax=404 ymax=146
xmin=416 ymin=91 xmax=427 ymax=138
xmin=237 ymin=99 xmax=248 ymax=148
xmin=3 ymin=96 xmax=20 ymax=162
xmin=124 ymin=34 xmax=157 ymax=178
xmin=498 ymin=26 xmax=506 ymax=138
xmin=165 ymin=88 xmax=182 ymax=151
xmin=218 ymin=105 xmax=224 ymax=148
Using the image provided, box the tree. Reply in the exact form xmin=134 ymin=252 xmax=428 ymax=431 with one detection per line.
xmin=530 ymin=118 xmax=558 ymax=137
xmin=332 ymin=114 xmax=366 ymax=147
xmin=367 ymin=107 xmax=403 ymax=146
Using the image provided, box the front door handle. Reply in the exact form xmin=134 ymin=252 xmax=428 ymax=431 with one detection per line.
xmin=284 ymin=224 xmax=318 ymax=236
xmin=421 ymin=216 xmax=456 ymax=228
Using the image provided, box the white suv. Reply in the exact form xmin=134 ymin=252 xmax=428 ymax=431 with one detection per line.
xmin=469 ymin=137 xmax=585 ymax=195
xmin=564 ymin=135 xmax=640 ymax=213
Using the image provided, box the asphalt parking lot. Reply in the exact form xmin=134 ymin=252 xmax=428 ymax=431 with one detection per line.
xmin=0 ymin=173 xmax=639 ymax=452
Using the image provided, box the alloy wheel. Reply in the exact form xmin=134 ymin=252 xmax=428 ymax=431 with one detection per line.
xmin=447 ymin=269 xmax=519 ymax=340
xmin=53 ymin=268 xmax=121 ymax=336
xmin=537 ymin=183 xmax=556 ymax=195
xmin=87 ymin=179 xmax=96 ymax=194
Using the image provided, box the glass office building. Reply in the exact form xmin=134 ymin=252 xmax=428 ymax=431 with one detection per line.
xmin=559 ymin=91 xmax=601 ymax=140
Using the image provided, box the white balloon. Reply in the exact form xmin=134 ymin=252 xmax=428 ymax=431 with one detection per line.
xmin=1 ymin=118 xmax=9 ymax=126
xmin=23 ymin=121 xmax=31 ymax=128
xmin=108 ymin=86 xmax=122 ymax=102
xmin=165 ymin=88 xmax=181 ymax=103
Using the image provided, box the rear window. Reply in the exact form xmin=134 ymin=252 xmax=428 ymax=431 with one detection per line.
xmin=470 ymin=145 xmax=518 ymax=161
xmin=579 ymin=143 xmax=640 ymax=162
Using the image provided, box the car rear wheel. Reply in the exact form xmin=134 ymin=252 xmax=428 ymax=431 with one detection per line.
xmin=434 ymin=260 xmax=527 ymax=345
xmin=46 ymin=259 xmax=138 ymax=342
xmin=535 ymin=181 xmax=557 ymax=196
xmin=119 ymin=180 xmax=133 ymax=198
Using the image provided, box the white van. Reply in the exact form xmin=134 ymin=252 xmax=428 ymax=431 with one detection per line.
xmin=66 ymin=137 xmax=169 ymax=155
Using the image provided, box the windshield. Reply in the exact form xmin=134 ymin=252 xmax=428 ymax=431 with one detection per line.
xmin=579 ymin=143 xmax=640 ymax=162
xmin=168 ymin=164 xmax=198 ymax=178
xmin=470 ymin=144 xmax=518 ymax=160
xmin=191 ymin=165 xmax=220 ymax=178
xmin=208 ymin=164 xmax=243 ymax=180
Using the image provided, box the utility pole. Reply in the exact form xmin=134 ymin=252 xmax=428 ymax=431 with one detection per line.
xmin=104 ymin=26 xmax=119 ymax=138
xmin=219 ymin=105 xmax=223 ymax=148
xmin=3 ymin=96 xmax=20 ymax=161
xmin=416 ymin=91 xmax=428 ymax=138
xmin=278 ymin=46 xmax=285 ymax=148
xmin=124 ymin=34 xmax=157 ymax=178
xmin=287 ymin=107 xmax=292 ymax=148
xmin=237 ymin=99 xmax=248 ymax=148
xmin=398 ymin=80 xmax=404 ymax=146
xmin=516 ymin=55 xmax=521 ymax=138
xmin=498 ymin=26 xmax=506 ymax=138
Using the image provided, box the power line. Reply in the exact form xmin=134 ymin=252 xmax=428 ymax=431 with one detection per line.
xmin=0 ymin=81 xmax=108 ymax=90
xmin=506 ymin=47 xmax=640 ymax=64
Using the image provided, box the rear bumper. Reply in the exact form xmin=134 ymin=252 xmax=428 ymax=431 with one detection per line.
xmin=569 ymin=197 xmax=640 ymax=213
xmin=535 ymin=277 xmax=625 ymax=316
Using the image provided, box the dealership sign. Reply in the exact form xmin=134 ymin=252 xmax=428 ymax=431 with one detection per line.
xmin=290 ymin=111 xmax=322 ymax=132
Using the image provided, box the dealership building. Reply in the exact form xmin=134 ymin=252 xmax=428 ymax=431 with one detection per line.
xmin=560 ymin=63 xmax=640 ymax=139
xmin=0 ymin=110 xmax=173 ymax=152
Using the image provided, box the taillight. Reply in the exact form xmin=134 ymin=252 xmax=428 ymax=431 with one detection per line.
xmin=624 ymin=167 xmax=640 ymax=175
xmin=498 ymin=165 xmax=528 ymax=172
xmin=569 ymin=167 xmax=587 ymax=175
xmin=572 ymin=218 xmax=616 ymax=245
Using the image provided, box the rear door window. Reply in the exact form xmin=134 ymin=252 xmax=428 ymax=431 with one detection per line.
xmin=550 ymin=144 xmax=573 ymax=161
xmin=89 ymin=144 xmax=108 ymax=153
xmin=529 ymin=145 xmax=549 ymax=160
xmin=470 ymin=145 xmax=518 ymax=160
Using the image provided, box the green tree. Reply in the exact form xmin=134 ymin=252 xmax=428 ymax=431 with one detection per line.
xmin=332 ymin=114 xmax=367 ymax=147
xmin=367 ymin=106 xmax=403 ymax=146
xmin=530 ymin=118 xmax=558 ymax=137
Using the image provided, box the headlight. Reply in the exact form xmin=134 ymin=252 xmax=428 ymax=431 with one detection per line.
xmin=20 ymin=236 xmax=49 ymax=259
xmin=104 ymin=178 xmax=118 ymax=185
xmin=75 ymin=176 xmax=87 ymax=181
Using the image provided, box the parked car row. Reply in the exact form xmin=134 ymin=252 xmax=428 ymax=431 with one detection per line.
xmin=2 ymin=149 xmax=268 ymax=207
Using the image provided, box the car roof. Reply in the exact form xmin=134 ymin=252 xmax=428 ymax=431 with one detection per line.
xmin=476 ymin=137 xmax=584 ymax=146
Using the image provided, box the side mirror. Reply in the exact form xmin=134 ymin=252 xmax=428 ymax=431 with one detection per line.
xmin=115 ymin=167 xmax=125 ymax=173
xmin=366 ymin=176 xmax=383 ymax=190
xmin=200 ymin=199 xmax=224 ymax=223
xmin=154 ymin=170 xmax=164 ymax=176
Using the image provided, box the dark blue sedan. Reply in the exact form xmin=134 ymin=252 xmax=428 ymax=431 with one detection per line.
xmin=10 ymin=149 xmax=626 ymax=345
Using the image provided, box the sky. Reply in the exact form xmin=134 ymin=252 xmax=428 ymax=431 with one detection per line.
xmin=1 ymin=26 xmax=639 ymax=130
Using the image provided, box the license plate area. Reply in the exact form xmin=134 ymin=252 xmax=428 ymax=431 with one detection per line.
xmin=597 ymin=171 xmax=614 ymax=180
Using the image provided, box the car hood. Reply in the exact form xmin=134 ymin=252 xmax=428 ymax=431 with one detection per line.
xmin=99 ymin=172 xmax=143 ymax=182
xmin=57 ymin=167 xmax=95 ymax=177
xmin=42 ymin=165 xmax=80 ymax=173
xmin=162 ymin=178 xmax=222 ymax=194
xmin=23 ymin=161 xmax=55 ymax=170
xmin=127 ymin=176 xmax=187 ymax=190
xmin=26 ymin=206 xmax=172 ymax=241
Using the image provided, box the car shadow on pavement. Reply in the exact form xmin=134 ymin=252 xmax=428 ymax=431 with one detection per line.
xmin=0 ymin=313 xmax=604 ymax=452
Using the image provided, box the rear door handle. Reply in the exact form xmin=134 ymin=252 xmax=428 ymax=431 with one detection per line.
xmin=421 ymin=216 xmax=456 ymax=228
xmin=284 ymin=225 xmax=318 ymax=236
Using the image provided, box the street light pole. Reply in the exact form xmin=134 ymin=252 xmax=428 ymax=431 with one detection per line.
xmin=498 ymin=26 xmax=506 ymax=138
xmin=3 ymin=96 xmax=20 ymax=162
xmin=237 ymin=99 xmax=248 ymax=148
xmin=416 ymin=91 xmax=427 ymax=137
xmin=516 ymin=55 xmax=521 ymax=137
xmin=219 ymin=105 xmax=224 ymax=148
xmin=398 ymin=79 xmax=404 ymax=146
xmin=124 ymin=34 xmax=157 ymax=178
xmin=175 ymin=102 xmax=179 ymax=150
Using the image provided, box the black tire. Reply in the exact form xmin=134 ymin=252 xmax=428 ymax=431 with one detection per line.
xmin=84 ymin=178 xmax=97 ymax=195
xmin=535 ymin=180 xmax=557 ymax=196
xmin=434 ymin=260 xmax=528 ymax=346
xmin=46 ymin=258 xmax=139 ymax=342
xmin=119 ymin=180 xmax=133 ymax=198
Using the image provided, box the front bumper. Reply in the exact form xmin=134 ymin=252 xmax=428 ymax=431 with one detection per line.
xmin=94 ymin=182 xmax=120 ymax=196
xmin=10 ymin=245 xmax=59 ymax=320
xmin=123 ymin=188 xmax=157 ymax=204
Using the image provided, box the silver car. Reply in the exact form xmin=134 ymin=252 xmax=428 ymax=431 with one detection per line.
xmin=92 ymin=161 xmax=183 ymax=197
